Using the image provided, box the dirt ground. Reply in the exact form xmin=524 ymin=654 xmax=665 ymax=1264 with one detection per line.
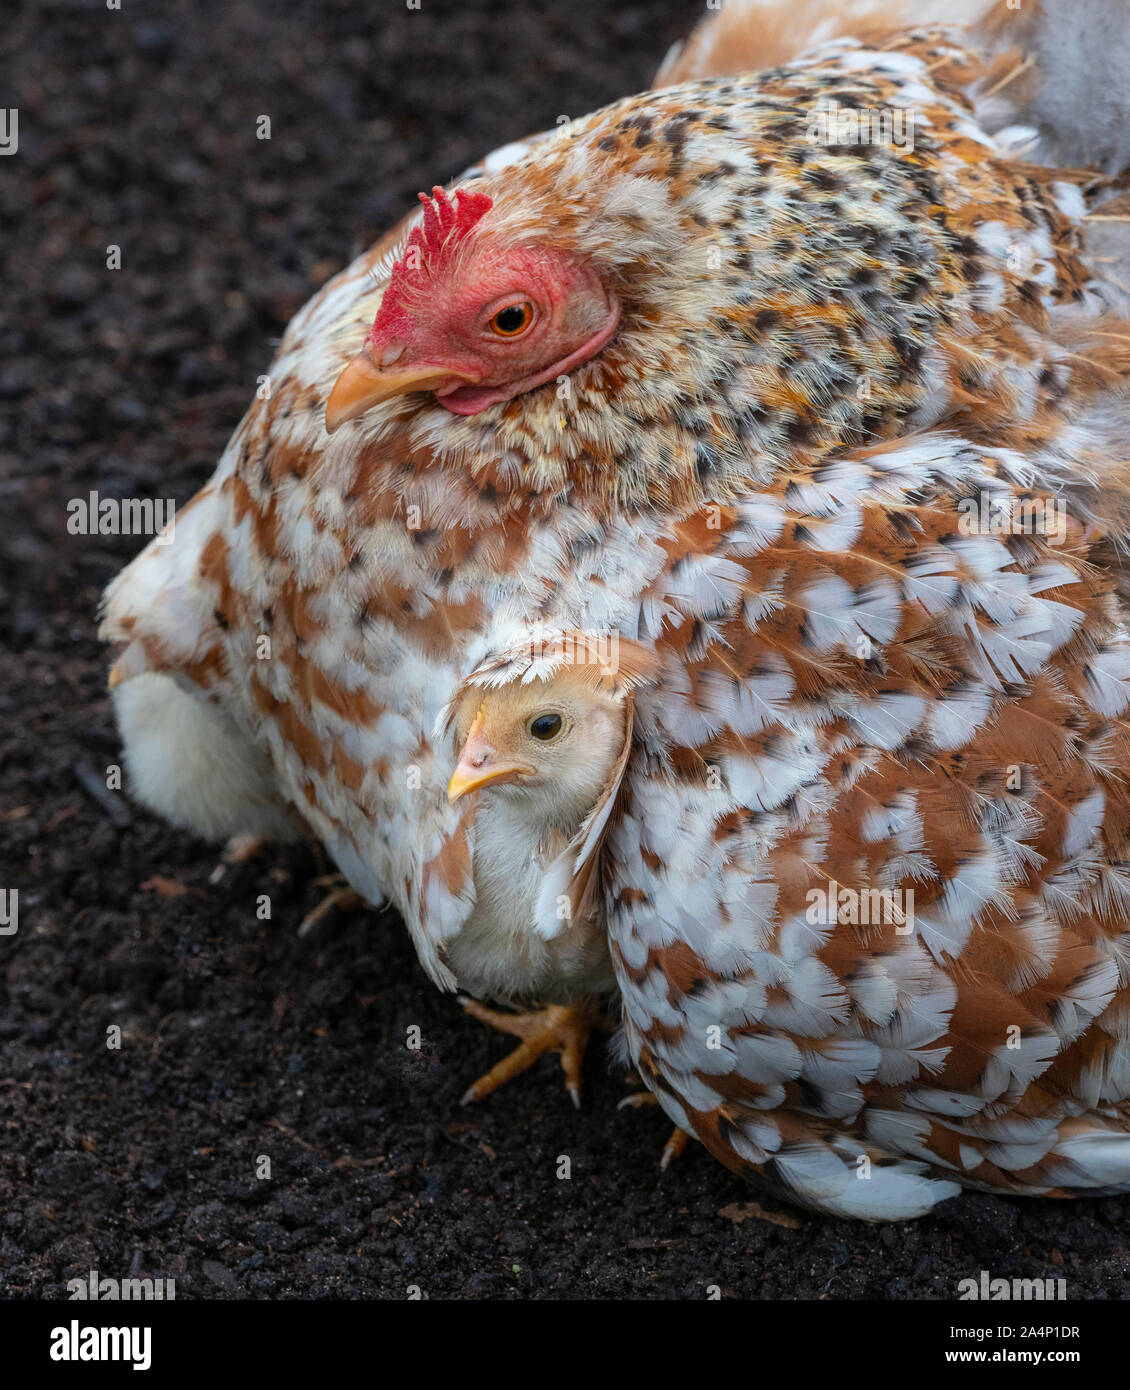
xmin=2 ymin=0 xmax=1128 ymax=1301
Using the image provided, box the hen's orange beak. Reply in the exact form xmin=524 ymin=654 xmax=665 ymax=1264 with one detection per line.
xmin=447 ymin=708 xmax=536 ymax=803
xmin=325 ymin=347 xmax=476 ymax=433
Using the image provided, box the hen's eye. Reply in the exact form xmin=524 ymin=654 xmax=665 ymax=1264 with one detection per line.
xmin=528 ymin=712 xmax=563 ymax=741
xmin=489 ymin=301 xmax=533 ymax=337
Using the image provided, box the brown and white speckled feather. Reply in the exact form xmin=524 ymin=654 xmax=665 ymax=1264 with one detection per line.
xmin=607 ymin=431 xmax=1130 ymax=1217
xmin=102 ymin=2 xmax=1130 ymax=1212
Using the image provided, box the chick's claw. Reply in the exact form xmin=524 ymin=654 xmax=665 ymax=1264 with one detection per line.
xmin=297 ymin=877 xmax=363 ymax=938
xmin=617 ymin=1090 xmax=690 ymax=1169
xmin=458 ymin=999 xmax=596 ymax=1108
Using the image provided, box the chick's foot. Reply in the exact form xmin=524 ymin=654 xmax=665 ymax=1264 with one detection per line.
xmin=458 ymin=999 xmax=599 ymax=1109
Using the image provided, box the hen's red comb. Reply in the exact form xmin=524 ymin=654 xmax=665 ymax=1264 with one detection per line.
xmin=416 ymin=184 xmax=493 ymax=258
xmin=369 ymin=185 xmax=494 ymax=341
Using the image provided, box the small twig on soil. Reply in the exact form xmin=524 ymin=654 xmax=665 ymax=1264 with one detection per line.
xmin=268 ymin=1117 xmax=384 ymax=1169
xmin=717 ymin=1200 xmax=802 ymax=1231
xmin=267 ymin=1117 xmax=330 ymax=1157
xmin=71 ymin=758 xmax=130 ymax=827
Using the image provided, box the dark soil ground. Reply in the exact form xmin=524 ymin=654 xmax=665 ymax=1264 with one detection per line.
xmin=2 ymin=0 xmax=1128 ymax=1302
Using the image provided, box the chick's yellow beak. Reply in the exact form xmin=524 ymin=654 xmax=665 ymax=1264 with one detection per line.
xmin=447 ymin=707 xmax=536 ymax=803
xmin=446 ymin=758 xmax=537 ymax=803
xmin=325 ymin=347 xmax=475 ymax=433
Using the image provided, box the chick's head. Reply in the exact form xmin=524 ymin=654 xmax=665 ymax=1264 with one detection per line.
xmin=447 ymin=668 xmax=628 ymax=826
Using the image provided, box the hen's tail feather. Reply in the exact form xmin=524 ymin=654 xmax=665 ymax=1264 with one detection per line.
xmin=974 ymin=0 xmax=1130 ymax=177
xmin=736 ymin=1113 xmax=1130 ymax=1217
xmin=654 ymin=0 xmax=993 ymax=88
xmin=660 ymin=0 xmax=1130 ymax=186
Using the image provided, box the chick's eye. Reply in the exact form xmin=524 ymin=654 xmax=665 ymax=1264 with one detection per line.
xmin=489 ymin=301 xmax=533 ymax=337
xmin=528 ymin=712 xmax=563 ymax=741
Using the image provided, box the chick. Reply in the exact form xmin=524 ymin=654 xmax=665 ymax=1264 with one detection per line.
xmin=441 ymin=635 xmax=653 ymax=1104
xmin=111 ymin=669 xmax=302 ymax=848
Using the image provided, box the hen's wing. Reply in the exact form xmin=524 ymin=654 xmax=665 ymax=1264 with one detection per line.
xmin=608 ymin=430 xmax=1130 ymax=1218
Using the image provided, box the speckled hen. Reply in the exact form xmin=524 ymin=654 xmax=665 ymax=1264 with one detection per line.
xmin=102 ymin=0 xmax=1130 ymax=1214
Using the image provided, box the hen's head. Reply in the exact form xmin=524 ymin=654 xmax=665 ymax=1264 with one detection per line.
xmin=326 ymin=186 xmax=620 ymax=428
xmin=323 ymin=82 xmax=963 ymax=508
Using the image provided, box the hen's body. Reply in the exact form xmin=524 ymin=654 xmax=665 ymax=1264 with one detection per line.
xmin=104 ymin=2 xmax=1130 ymax=1213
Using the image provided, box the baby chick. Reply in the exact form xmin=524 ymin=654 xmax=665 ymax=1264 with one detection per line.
xmin=441 ymin=634 xmax=653 ymax=1104
xmin=445 ymin=664 xmax=627 ymax=1003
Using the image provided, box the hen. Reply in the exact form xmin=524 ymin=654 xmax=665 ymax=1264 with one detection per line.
xmin=102 ymin=0 xmax=1130 ymax=1212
